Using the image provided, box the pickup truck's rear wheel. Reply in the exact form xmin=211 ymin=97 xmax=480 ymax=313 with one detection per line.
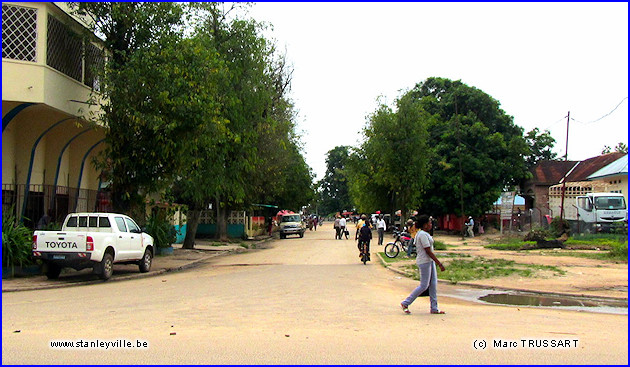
xmin=138 ymin=249 xmax=152 ymax=273
xmin=45 ymin=263 xmax=62 ymax=279
xmin=97 ymin=253 xmax=114 ymax=280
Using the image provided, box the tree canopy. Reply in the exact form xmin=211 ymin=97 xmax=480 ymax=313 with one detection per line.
xmin=524 ymin=128 xmax=558 ymax=168
xmin=76 ymin=2 xmax=313 ymax=243
xmin=318 ymin=146 xmax=354 ymax=216
xmin=346 ymin=94 xmax=432 ymax=220
xmin=408 ymin=77 xmax=530 ymax=217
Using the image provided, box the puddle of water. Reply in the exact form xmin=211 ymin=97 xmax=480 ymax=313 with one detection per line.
xmin=480 ymin=293 xmax=627 ymax=309
xmin=447 ymin=288 xmax=627 ymax=315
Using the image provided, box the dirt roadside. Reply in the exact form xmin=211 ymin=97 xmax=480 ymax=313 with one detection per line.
xmin=382 ymin=232 xmax=628 ymax=300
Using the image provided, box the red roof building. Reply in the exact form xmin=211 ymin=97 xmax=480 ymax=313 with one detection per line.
xmin=520 ymin=152 xmax=626 ymax=215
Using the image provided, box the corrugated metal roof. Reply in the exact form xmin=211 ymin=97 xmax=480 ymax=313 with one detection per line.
xmin=587 ymin=154 xmax=628 ymax=180
xmin=527 ymin=152 xmax=626 ymax=184
xmin=566 ymin=152 xmax=625 ymax=182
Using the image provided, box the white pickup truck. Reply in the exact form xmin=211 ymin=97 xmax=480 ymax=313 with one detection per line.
xmin=32 ymin=213 xmax=155 ymax=280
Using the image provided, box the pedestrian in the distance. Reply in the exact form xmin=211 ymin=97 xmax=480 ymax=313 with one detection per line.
xmin=334 ymin=215 xmax=341 ymax=239
xmin=400 ymin=215 xmax=446 ymax=315
xmin=376 ymin=214 xmax=386 ymax=245
xmin=267 ymin=217 xmax=273 ymax=237
xmin=465 ymin=216 xmax=474 ymax=238
xmin=339 ymin=215 xmax=347 ymax=239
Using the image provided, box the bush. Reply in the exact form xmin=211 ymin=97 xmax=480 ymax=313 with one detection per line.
xmin=550 ymin=217 xmax=570 ymax=238
xmin=609 ymin=241 xmax=628 ymax=260
xmin=2 ymin=208 xmax=34 ymax=268
xmin=145 ymin=211 xmax=177 ymax=248
xmin=523 ymin=226 xmax=552 ymax=242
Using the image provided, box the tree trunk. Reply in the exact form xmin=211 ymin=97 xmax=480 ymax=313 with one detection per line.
xmin=215 ymin=198 xmax=229 ymax=241
xmin=183 ymin=209 xmax=201 ymax=249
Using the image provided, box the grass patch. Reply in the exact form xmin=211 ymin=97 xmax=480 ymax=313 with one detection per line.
xmin=434 ymin=240 xmax=448 ymax=250
xmin=378 ymin=251 xmax=469 ymax=264
xmin=484 ymin=234 xmax=627 ymax=261
xmin=485 ymin=242 xmax=536 ymax=251
xmin=402 ymin=256 xmax=565 ymax=284
xmin=379 ymin=253 xmax=413 ymax=264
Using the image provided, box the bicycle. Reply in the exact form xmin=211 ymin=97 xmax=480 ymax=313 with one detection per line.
xmin=359 ymin=239 xmax=370 ymax=265
xmin=384 ymin=229 xmax=416 ymax=258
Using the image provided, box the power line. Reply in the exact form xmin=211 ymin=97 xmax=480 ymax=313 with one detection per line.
xmin=539 ymin=116 xmax=567 ymax=131
xmin=570 ymin=96 xmax=628 ymax=124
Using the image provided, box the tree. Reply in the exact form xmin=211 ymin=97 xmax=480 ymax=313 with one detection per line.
xmin=74 ymin=2 xmax=190 ymax=214
xmin=524 ymin=128 xmax=558 ymax=168
xmin=348 ymin=94 xmax=432 ymax=221
xmin=172 ymin=3 xmax=313 ymax=245
xmin=409 ymin=77 xmax=529 ymax=218
xmin=318 ymin=146 xmax=354 ymax=215
xmin=602 ymin=142 xmax=628 ymax=154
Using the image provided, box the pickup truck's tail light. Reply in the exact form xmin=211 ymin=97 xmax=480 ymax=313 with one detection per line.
xmin=32 ymin=235 xmax=37 ymax=250
xmin=86 ymin=236 xmax=94 ymax=251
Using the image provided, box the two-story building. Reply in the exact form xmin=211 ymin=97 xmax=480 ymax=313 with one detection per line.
xmin=2 ymin=2 xmax=108 ymax=228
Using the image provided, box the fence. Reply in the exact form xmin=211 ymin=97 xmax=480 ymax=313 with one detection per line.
xmin=2 ymin=184 xmax=111 ymax=229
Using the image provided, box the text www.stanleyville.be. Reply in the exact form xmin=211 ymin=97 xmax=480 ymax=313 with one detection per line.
xmin=50 ymin=339 xmax=149 ymax=350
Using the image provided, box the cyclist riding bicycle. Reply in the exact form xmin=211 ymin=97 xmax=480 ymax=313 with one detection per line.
xmin=357 ymin=222 xmax=372 ymax=261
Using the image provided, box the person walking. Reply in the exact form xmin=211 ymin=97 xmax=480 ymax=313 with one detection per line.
xmin=376 ymin=214 xmax=386 ymax=245
xmin=339 ymin=216 xmax=348 ymax=239
xmin=313 ymin=216 xmax=318 ymax=231
xmin=334 ymin=216 xmax=341 ymax=239
xmin=465 ymin=216 xmax=474 ymax=238
xmin=400 ymin=215 xmax=446 ymax=315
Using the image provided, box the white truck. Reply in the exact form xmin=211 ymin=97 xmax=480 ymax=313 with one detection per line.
xmin=32 ymin=213 xmax=155 ymax=280
xmin=549 ymin=190 xmax=627 ymax=233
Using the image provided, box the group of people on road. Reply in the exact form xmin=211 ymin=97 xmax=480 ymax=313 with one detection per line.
xmin=333 ymin=215 xmax=348 ymax=239
xmin=332 ymin=211 xmax=447 ymax=315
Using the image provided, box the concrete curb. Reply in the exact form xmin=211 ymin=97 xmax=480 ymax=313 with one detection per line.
xmin=375 ymin=252 xmax=628 ymax=302
xmin=2 ymin=237 xmax=274 ymax=293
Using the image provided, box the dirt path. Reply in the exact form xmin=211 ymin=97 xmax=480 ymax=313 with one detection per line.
xmin=393 ymin=232 xmax=629 ymax=299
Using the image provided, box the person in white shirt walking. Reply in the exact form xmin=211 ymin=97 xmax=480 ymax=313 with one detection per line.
xmin=339 ymin=216 xmax=348 ymax=239
xmin=376 ymin=215 xmax=387 ymax=245
xmin=400 ymin=215 xmax=446 ymax=315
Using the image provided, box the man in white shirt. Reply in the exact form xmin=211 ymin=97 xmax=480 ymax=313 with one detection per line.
xmin=339 ymin=216 xmax=347 ymax=239
xmin=376 ymin=215 xmax=387 ymax=245
xmin=465 ymin=216 xmax=474 ymax=238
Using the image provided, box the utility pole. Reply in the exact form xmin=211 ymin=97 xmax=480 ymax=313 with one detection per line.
xmin=455 ymin=100 xmax=465 ymax=239
xmin=560 ymin=111 xmax=570 ymax=220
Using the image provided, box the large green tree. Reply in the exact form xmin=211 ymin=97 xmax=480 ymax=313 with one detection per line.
xmin=318 ymin=146 xmax=354 ymax=215
xmin=75 ymin=2 xmax=190 ymax=214
xmin=173 ymin=3 xmax=313 ymax=245
xmin=409 ymin=77 xmax=529 ymax=217
xmin=348 ymin=94 xmax=432 ymax=221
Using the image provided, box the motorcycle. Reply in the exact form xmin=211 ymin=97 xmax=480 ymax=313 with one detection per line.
xmin=384 ymin=229 xmax=416 ymax=258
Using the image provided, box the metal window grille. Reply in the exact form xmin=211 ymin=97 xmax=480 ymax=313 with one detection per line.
xmin=84 ymin=42 xmax=104 ymax=90
xmin=2 ymin=4 xmax=38 ymax=62
xmin=46 ymin=14 xmax=82 ymax=82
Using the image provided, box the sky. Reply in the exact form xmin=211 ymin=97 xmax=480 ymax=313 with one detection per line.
xmin=248 ymin=2 xmax=629 ymax=182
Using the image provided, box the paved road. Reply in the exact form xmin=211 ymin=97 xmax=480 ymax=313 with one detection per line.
xmin=2 ymin=225 xmax=627 ymax=364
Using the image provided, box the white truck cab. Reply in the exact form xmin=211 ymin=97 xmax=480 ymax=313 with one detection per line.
xmin=576 ymin=193 xmax=627 ymax=233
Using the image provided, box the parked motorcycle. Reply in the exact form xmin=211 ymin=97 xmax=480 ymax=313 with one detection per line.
xmin=384 ymin=229 xmax=416 ymax=258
